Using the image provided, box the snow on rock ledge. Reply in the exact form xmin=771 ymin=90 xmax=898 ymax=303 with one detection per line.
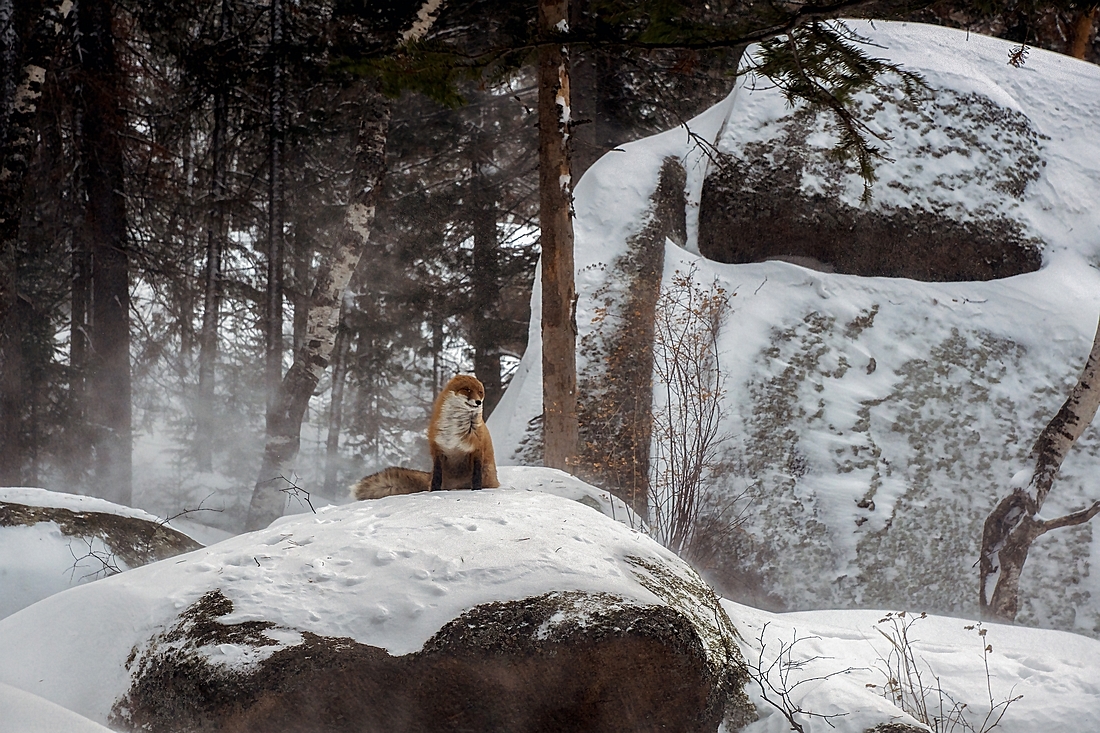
xmin=0 ymin=488 xmax=202 ymax=619
xmin=0 ymin=490 xmax=753 ymax=733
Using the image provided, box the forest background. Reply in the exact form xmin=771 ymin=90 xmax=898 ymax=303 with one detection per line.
xmin=1 ymin=0 xmax=1097 ymax=537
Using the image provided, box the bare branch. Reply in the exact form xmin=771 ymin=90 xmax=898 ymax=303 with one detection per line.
xmin=1038 ymin=500 xmax=1100 ymax=535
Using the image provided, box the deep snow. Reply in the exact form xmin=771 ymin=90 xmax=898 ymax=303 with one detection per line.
xmin=729 ymin=601 xmax=1100 ymax=732
xmin=0 ymin=488 xmax=205 ymax=619
xmin=2 ymin=473 xmax=1099 ymax=729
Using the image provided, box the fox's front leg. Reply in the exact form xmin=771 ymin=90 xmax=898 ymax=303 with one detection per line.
xmin=430 ymin=457 xmax=443 ymax=492
xmin=471 ymin=458 xmax=483 ymax=490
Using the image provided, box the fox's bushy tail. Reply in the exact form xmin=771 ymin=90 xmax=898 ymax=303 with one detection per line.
xmin=351 ymin=467 xmax=432 ymax=500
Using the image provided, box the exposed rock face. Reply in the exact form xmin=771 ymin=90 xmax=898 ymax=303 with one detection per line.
xmin=113 ymin=588 xmax=753 ymax=733
xmin=699 ymin=89 xmax=1044 ymax=282
xmin=575 ymin=156 xmax=687 ymax=517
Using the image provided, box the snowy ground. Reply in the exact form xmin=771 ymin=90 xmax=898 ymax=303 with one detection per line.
xmin=3 ymin=478 xmax=1100 ymax=730
xmin=0 ymin=682 xmax=113 ymax=733
xmin=729 ymin=602 xmax=1100 ymax=733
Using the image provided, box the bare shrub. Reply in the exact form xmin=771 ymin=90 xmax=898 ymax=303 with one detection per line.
xmin=649 ymin=266 xmax=734 ymax=555
xmin=871 ymin=612 xmax=1020 ymax=733
xmin=745 ymin=622 xmax=855 ymax=732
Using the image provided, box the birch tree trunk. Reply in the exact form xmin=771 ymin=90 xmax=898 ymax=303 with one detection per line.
xmin=74 ymin=0 xmax=131 ymax=505
xmin=196 ymin=0 xmax=232 ymax=472
xmin=979 ymin=314 xmax=1100 ymax=622
xmin=538 ymin=0 xmax=579 ymax=471
xmin=245 ymin=98 xmax=390 ymax=531
xmin=245 ymin=0 xmax=443 ymax=528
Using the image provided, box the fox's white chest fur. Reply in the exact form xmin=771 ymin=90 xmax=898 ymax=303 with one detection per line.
xmin=434 ymin=393 xmax=482 ymax=455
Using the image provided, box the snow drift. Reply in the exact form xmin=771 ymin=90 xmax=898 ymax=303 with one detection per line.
xmin=0 ymin=682 xmax=114 ymax=733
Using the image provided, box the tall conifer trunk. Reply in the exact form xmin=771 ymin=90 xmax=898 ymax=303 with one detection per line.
xmin=538 ymin=0 xmax=578 ymax=471
xmin=196 ymin=0 xmax=231 ymax=472
xmin=470 ymin=122 xmax=503 ymax=415
xmin=74 ymin=0 xmax=131 ymax=505
xmin=265 ymin=0 xmax=285 ymax=411
xmin=0 ymin=0 xmax=73 ymax=485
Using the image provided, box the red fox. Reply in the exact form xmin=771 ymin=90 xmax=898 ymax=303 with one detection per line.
xmin=352 ymin=374 xmax=500 ymax=500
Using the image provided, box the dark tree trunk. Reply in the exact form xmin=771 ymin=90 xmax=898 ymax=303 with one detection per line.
xmin=265 ymin=0 xmax=285 ymax=412
xmin=68 ymin=163 xmax=92 ymax=481
xmin=0 ymin=0 xmax=73 ymax=485
xmin=470 ymin=128 xmax=503 ymax=415
xmin=178 ymin=128 xmax=196 ymax=372
xmin=0 ymin=296 xmax=32 ymax=484
xmin=980 ymin=315 xmax=1100 ymax=622
xmin=196 ymin=0 xmax=231 ymax=472
xmin=431 ymin=314 xmax=444 ymax=394
xmin=538 ymin=0 xmax=578 ymax=471
xmin=75 ymin=0 xmax=131 ymax=505
xmin=291 ymin=227 xmax=310 ymax=356
xmin=246 ymin=97 xmax=390 ymax=531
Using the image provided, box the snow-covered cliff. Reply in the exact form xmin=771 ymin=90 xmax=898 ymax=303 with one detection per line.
xmin=492 ymin=21 xmax=1100 ymax=636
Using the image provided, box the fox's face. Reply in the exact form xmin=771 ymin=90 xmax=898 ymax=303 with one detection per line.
xmin=445 ymin=375 xmax=485 ymax=413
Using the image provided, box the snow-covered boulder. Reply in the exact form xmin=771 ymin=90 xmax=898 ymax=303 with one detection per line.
xmin=0 ymin=490 xmax=753 ymax=732
xmin=0 ymin=488 xmax=202 ymax=619
xmin=492 ymin=21 xmax=1100 ymax=636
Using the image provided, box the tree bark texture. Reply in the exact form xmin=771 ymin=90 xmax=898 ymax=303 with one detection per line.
xmin=196 ymin=0 xmax=232 ymax=472
xmin=980 ymin=315 xmax=1100 ymax=622
xmin=538 ymin=0 xmax=579 ymax=471
xmin=245 ymin=98 xmax=390 ymax=531
xmin=1069 ymin=8 xmax=1097 ymax=60
xmin=323 ymin=311 xmax=350 ymax=496
xmin=0 ymin=0 xmax=72 ymax=485
xmin=265 ymin=0 xmax=285 ymax=412
xmin=74 ymin=0 xmax=131 ymax=505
